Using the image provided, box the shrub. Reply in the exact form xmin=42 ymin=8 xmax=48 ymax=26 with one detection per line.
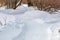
xmin=0 ymin=0 xmax=22 ymax=9
xmin=28 ymin=0 xmax=60 ymax=11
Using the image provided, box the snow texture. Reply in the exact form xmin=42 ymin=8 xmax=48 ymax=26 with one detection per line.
xmin=0 ymin=4 xmax=60 ymax=40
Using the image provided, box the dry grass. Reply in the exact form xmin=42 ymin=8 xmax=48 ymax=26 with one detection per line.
xmin=0 ymin=0 xmax=60 ymax=10
xmin=29 ymin=0 xmax=60 ymax=11
xmin=0 ymin=0 xmax=21 ymax=9
xmin=0 ymin=0 xmax=5 ymax=7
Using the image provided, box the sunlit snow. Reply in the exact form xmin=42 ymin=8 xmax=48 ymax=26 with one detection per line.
xmin=0 ymin=4 xmax=60 ymax=40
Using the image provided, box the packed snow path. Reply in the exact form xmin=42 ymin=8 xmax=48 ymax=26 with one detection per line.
xmin=0 ymin=4 xmax=60 ymax=40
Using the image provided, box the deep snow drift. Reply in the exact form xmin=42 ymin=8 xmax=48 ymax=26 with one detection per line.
xmin=0 ymin=4 xmax=60 ymax=40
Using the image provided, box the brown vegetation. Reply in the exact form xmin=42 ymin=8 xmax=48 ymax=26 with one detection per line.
xmin=0 ymin=0 xmax=5 ymax=7
xmin=0 ymin=0 xmax=22 ymax=9
xmin=28 ymin=0 xmax=60 ymax=11
xmin=0 ymin=0 xmax=60 ymax=11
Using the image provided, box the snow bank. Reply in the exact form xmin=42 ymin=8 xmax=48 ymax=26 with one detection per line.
xmin=14 ymin=10 xmax=60 ymax=40
xmin=0 ymin=6 xmax=6 ymax=10
xmin=49 ymin=22 xmax=60 ymax=40
xmin=0 ymin=4 xmax=60 ymax=40
xmin=18 ymin=10 xmax=60 ymax=24
xmin=13 ymin=17 xmax=52 ymax=40
xmin=0 ymin=13 xmax=15 ymax=30
xmin=0 ymin=13 xmax=24 ymax=40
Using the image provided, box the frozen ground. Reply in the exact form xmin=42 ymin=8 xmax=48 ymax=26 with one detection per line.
xmin=0 ymin=4 xmax=60 ymax=40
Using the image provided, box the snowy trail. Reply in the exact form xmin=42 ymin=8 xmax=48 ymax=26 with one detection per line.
xmin=13 ymin=19 xmax=51 ymax=40
xmin=13 ymin=10 xmax=60 ymax=40
xmin=0 ymin=4 xmax=60 ymax=40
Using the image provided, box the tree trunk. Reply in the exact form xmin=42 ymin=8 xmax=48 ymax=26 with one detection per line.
xmin=27 ymin=0 xmax=33 ymax=6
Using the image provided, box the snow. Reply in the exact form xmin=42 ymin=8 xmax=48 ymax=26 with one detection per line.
xmin=0 ymin=4 xmax=60 ymax=40
xmin=49 ymin=22 xmax=60 ymax=40
xmin=0 ymin=13 xmax=16 ymax=29
xmin=0 ymin=6 xmax=6 ymax=10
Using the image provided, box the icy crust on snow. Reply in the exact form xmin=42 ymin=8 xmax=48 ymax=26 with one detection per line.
xmin=0 ymin=4 xmax=60 ymax=40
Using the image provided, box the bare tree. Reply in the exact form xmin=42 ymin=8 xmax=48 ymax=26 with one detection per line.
xmin=59 ymin=29 xmax=60 ymax=33
xmin=27 ymin=0 xmax=33 ymax=6
xmin=0 ymin=0 xmax=60 ymax=11
xmin=15 ymin=0 xmax=22 ymax=9
xmin=5 ymin=0 xmax=22 ymax=9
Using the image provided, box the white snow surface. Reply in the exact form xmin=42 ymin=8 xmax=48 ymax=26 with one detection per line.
xmin=0 ymin=4 xmax=60 ymax=40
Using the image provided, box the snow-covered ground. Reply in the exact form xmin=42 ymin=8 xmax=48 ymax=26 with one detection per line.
xmin=0 ymin=4 xmax=60 ymax=40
